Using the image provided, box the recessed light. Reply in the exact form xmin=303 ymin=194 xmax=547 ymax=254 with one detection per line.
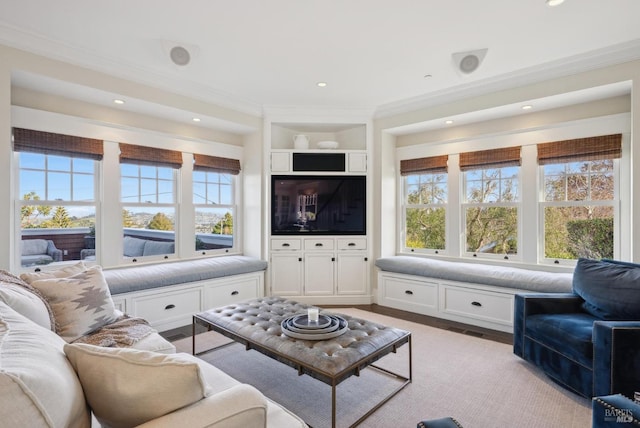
xmin=317 ymin=82 xmax=327 ymax=87
xmin=445 ymin=120 xmax=454 ymax=125
xmin=192 ymin=117 xmax=201 ymax=122
xmin=546 ymin=0 xmax=565 ymax=6
xmin=113 ymin=99 xmax=125 ymax=105
xmin=522 ymin=105 xmax=533 ymax=110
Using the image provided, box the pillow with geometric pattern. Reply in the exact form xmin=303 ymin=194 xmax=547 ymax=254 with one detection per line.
xmin=29 ymin=265 xmax=119 ymax=342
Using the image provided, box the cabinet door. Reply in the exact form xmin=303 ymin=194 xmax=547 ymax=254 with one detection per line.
xmin=304 ymin=253 xmax=335 ymax=295
xmin=271 ymin=152 xmax=291 ymax=172
xmin=348 ymin=152 xmax=367 ymax=172
xmin=336 ymin=252 xmax=368 ymax=295
xmin=270 ymin=253 xmax=303 ymax=296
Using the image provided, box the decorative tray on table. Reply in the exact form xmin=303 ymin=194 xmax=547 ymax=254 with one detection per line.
xmin=281 ymin=313 xmax=348 ymax=340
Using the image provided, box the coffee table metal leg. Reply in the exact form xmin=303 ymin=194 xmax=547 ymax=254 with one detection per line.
xmin=332 ymin=382 xmax=337 ymax=428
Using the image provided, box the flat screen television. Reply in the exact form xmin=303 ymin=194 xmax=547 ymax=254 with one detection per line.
xmin=271 ymin=175 xmax=366 ymax=235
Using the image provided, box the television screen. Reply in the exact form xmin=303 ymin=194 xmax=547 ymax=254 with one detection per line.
xmin=271 ymin=175 xmax=366 ymax=235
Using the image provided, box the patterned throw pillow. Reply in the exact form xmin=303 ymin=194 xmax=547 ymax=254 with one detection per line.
xmin=20 ymin=261 xmax=87 ymax=284
xmin=30 ymin=265 xmax=119 ymax=342
xmin=64 ymin=343 xmax=211 ymax=428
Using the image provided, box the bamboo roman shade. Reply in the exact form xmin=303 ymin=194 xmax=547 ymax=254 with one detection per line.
xmin=400 ymin=155 xmax=448 ymax=176
xmin=119 ymin=143 xmax=183 ymax=168
xmin=459 ymin=146 xmax=521 ymax=171
xmin=12 ymin=128 xmax=104 ymax=160
xmin=537 ymin=134 xmax=622 ymax=165
xmin=193 ymin=153 xmax=241 ymax=175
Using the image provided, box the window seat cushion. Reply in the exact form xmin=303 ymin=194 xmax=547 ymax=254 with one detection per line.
xmin=104 ymin=256 xmax=268 ymax=295
xmin=375 ymin=256 xmax=572 ymax=293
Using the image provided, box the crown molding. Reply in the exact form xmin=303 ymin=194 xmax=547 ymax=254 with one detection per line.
xmin=374 ymin=39 xmax=640 ymax=119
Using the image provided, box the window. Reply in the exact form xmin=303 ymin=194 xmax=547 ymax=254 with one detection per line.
xmin=13 ymin=128 xmax=102 ymax=267
xmin=193 ymin=154 xmax=240 ymax=253
xmin=120 ymin=143 xmax=181 ymax=259
xmin=538 ymin=134 xmax=621 ymax=263
xmin=461 ymin=147 xmax=521 ymax=259
xmin=401 ymin=155 xmax=448 ymax=253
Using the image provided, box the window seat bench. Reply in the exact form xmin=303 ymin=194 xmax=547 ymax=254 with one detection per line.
xmin=375 ymin=256 xmax=573 ymax=332
xmin=103 ymin=256 xmax=268 ymax=332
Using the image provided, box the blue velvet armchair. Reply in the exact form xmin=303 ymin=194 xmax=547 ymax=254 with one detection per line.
xmin=513 ymin=258 xmax=640 ymax=398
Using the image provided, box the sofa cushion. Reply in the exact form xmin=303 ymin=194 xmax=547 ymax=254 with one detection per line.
xmin=30 ymin=265 xmax=119 ymax=342
xmin=0 ymin=302 xmax=90 ymax=428
xmin=20 ymin=239 xmax=49 ymax=256
xmin=0 ymin=283 xmax=51 ymax=329
xmin=525 ymin=312 xmax=597 ymax=367
xmin=123 ymin=236 xmax=147 ymax=257
xmin=573 ymin=258 xmax=640 ymax=320
xmin=64 ymin=343 xmax=211 ymax=428
xmin=20 ymin=261 xmax=87 ymax=284
xmin=142 ymin=240 xmax=175 ymax=256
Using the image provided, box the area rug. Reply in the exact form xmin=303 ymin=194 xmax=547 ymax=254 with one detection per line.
xmin=173 ymin=308 xmax=591 ymax=428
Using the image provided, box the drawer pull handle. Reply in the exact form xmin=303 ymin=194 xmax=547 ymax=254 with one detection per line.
xmin=164 ymin=255 xmax=169 ymax=259
xmin=34 ymin=268 xmax=41 ymax=272
xmin=165 ymin=304 xmax=176 ymax=310
xmin=331 ymin=257 xmax=335 ymax=262
xmin=298 ymin=257 xmax=302 ymax=262
xmin=364 ymin=257 xmax=368 ymax=261
xmin=405 ymin=290 xmax=414 ymax=295
xmin=132 ymin=258 xmax=138 ymax=263
xmin=231 ymin=290 xmax=239 ymax=296
xmin=315 ymin=243 xmax=323 ymax=247
xmin=282 ymin=243 xmax=290 ymax=247
xmin=348 ymin=242 xmax=356 ymax=246
xmin=471 ymin=301 xmax=482 ymax=307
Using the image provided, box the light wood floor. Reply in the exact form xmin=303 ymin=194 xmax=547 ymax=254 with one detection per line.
xmin=161 ymin=304 xmax=513 ymax=345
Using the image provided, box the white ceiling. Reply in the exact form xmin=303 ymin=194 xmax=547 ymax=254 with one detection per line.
xmin=1 ymin=0 xmax=640 ymax=133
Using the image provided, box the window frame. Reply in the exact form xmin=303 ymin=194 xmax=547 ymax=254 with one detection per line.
xmin=538 ymin=158 xmax=620 ymax=266
xmin=120 ymin=162 xmax=179 ymax=261
xmin=401 ymin=171 xmax=448 ymax=255
xmin=461 ymin=164 xmax=522 ymax=261
xmin=192 ymin=169 xmax=237 ymax=256
xmin=15 ymin=151 xmax=100 ymax=268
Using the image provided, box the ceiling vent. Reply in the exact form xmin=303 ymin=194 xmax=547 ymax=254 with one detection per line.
xmin=452 ymin=49 xmax=488 ymax=75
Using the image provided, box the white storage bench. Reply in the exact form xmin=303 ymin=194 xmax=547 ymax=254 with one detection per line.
xmin=376 ymin=256 xmax=573 ymax=333
xmin=104 ymin=256 xmax=268 ymax=332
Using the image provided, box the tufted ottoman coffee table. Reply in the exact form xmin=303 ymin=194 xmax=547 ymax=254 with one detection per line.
xmin=193 ymin=296 xmax=412 ymax=428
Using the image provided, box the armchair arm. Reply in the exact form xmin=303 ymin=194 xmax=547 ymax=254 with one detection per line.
xmin=134 ymin=384 xmax=268 ymax=428
xmin=593 ymin=321 xmax=640 ymax=397
xmin=592 ymin=394 xmax=640 ymax=427
xmin=46 ymin=240 xmax=63 ymax=262
xmin=513 ymin=293 xmax=584 ymax=358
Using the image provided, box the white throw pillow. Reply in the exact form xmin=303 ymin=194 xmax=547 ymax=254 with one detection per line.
xmin=0 ymin=283 xmax=51 ymax=329
xmin=20 ymin=261 xmax=87 ymax=284
xmin=64 ymin=343 xmax=211 ymax=428
xmin=30 ymin=265 xmax=118 ymax=342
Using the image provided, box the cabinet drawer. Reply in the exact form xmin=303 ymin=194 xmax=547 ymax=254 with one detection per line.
xmin=441 ymin=285 xmax=513 ymax=325
xmin=337 ymin=238 xmax=367 ymax=250
xmin=271 ymin=238 xmax=302 ymax=251
xmin=132 ymin=289 xmax=201 ymax=324
xmin=304 ymin=238 xmax=335 ymax=251
xmin=205 ymin=280 xmax=259 ymax=308
xmin=381 ymin=275 xmax=438 ymax=314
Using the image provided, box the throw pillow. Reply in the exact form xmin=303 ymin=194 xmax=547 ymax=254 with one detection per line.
xmin=30 ymin=265 xmax=119 ymax=342
xmin=572 ymin=258 xmax=640 ymax=320
xmin=20 ymin=261 xmax=87 ymax=284
xmin=64 ymin=343 xmax=211 ymax=428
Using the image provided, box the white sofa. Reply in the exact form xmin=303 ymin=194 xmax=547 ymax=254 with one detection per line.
xmin=0 ymin=265 xmax=306 ymax=428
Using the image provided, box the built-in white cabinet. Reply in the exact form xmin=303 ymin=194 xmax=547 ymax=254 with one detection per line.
xmin=378 ymin=271 xmax=518 ymax=332
xmin=265 ymin=117 xmax=372 ymax=305
xmin=111 ymin=271 xmax=264 ymax=332
xmin=269 ymin=237 xmax=370 ymax=304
